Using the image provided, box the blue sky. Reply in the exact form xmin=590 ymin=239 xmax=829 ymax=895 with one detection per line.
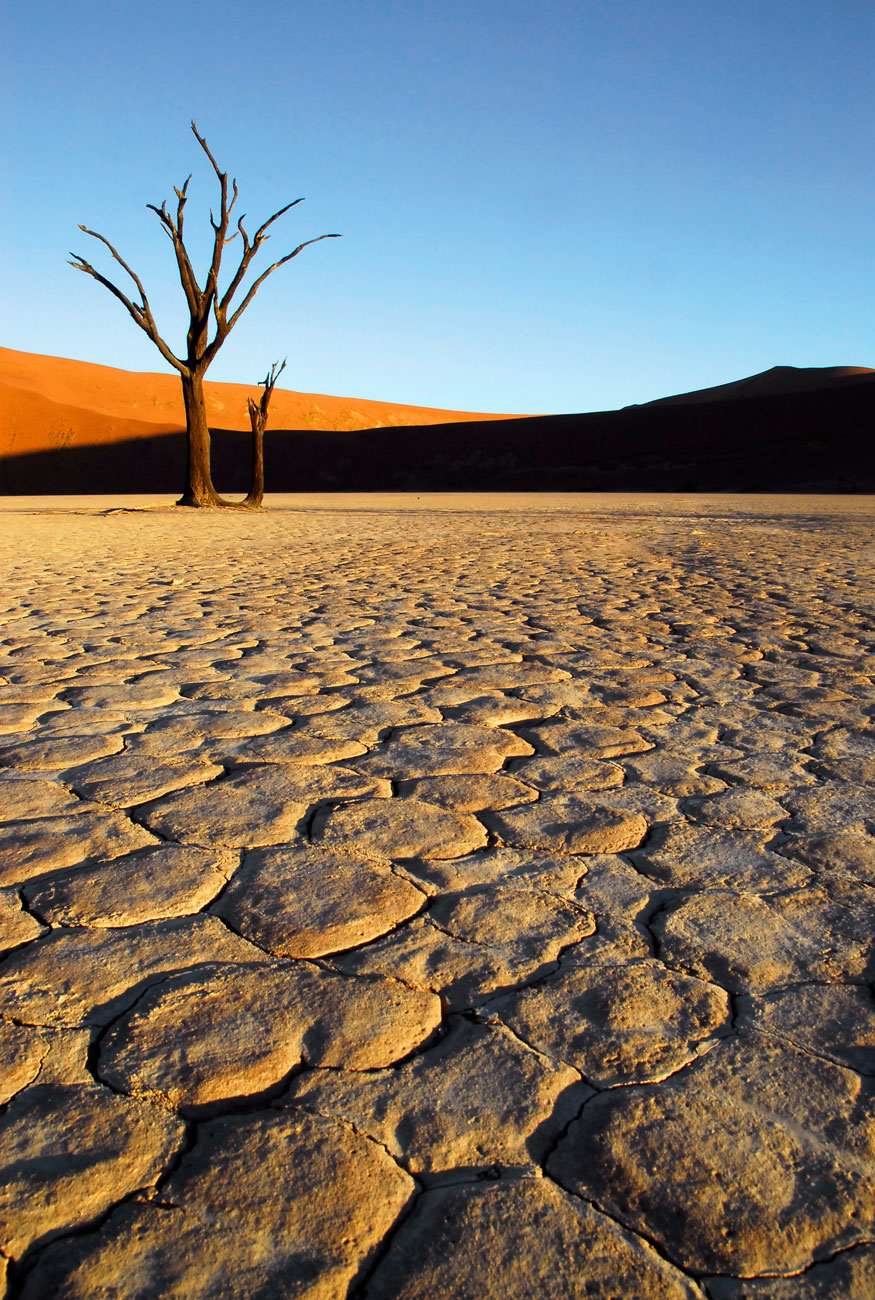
xmin=2 ymin=0 xmax=872 ymax=412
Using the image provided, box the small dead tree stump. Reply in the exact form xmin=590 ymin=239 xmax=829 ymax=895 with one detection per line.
xmin=243 ymin=359 xmax=286 ymax=508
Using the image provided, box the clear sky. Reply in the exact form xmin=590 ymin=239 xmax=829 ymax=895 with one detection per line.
xmin=2 ymin=0 xmax=872 ymax=413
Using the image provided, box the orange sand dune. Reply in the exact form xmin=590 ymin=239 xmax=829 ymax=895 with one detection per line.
xmin=0 ymin=348 xmax=523 ymax=457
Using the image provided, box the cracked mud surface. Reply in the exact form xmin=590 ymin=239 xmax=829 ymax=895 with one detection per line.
xmin=0 ymin=491 xmax=873 ymax=1298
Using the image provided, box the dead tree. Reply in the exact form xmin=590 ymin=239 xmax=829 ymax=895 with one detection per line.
xmin=243 ymin=358 xmax=286 ymax=508
xmin=69 ymin=122 xmax=339 ymax=507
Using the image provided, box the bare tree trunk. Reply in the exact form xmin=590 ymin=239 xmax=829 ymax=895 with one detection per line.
xmin=243 ymin=399 xmax=266 ymax=508
xmin=242 ymin=360 xmax=284 ymax=509
xmin=178 ymin=372 xmax=221 ymax=507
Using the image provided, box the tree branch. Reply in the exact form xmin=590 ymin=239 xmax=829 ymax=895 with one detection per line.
xmin=252 ymin=197 xmax=306 ymax=243
xmin=75 ymin=225 xmax=152 ymax=310
xmin=191 ymin=120 xmax=238 ymax=304
xmin=253 ymin=357 xmax=287 ymax=422
xmin=174 ymin=175 xmax=191 ymax=243
xmin=68 ymin=244 xmax=187 ymax=375
xmin=190 ymin=120 xmax=226 ymax=189
xmin=215 ymin=199 xmax=306 ymax=324
xmin=225 ymin=234 xmax=340 ymax=334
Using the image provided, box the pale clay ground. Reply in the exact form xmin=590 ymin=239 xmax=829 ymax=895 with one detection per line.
xmin=0 ymin=492 xmax=873 ymax=1300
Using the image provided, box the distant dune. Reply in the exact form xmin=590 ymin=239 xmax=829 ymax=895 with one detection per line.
xmin=0 ymin=348 xmax=522 ymax=459
xmin=2 ymin=351 xmax=873 ymax=494
xmin=642 ymin=364 xmax=875 ymax=407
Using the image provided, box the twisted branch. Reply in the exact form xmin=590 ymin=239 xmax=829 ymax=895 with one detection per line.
xmin=218 ymin=233 xmax=340 ymax=353
xmin=68 ymin=228 xmax=186 ymax=375
xmin=146 ymin=173 xmax=200 ymax=314
xmin=215 ymin=198 xmax=305 ymax=323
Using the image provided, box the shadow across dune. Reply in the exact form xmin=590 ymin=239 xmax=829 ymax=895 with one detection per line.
xmin=2 ymin=374 xmax=874 ymax=495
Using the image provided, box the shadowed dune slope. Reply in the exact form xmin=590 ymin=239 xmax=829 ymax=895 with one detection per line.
xmin=643 ymin=364 xmax=875 ymax=407
xmin=1 ymin=352 xmax=874 ymax=493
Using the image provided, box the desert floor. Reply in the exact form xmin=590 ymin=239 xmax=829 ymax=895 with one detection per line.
xmin=1 ymin=492 xmax=873 ymax=1299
